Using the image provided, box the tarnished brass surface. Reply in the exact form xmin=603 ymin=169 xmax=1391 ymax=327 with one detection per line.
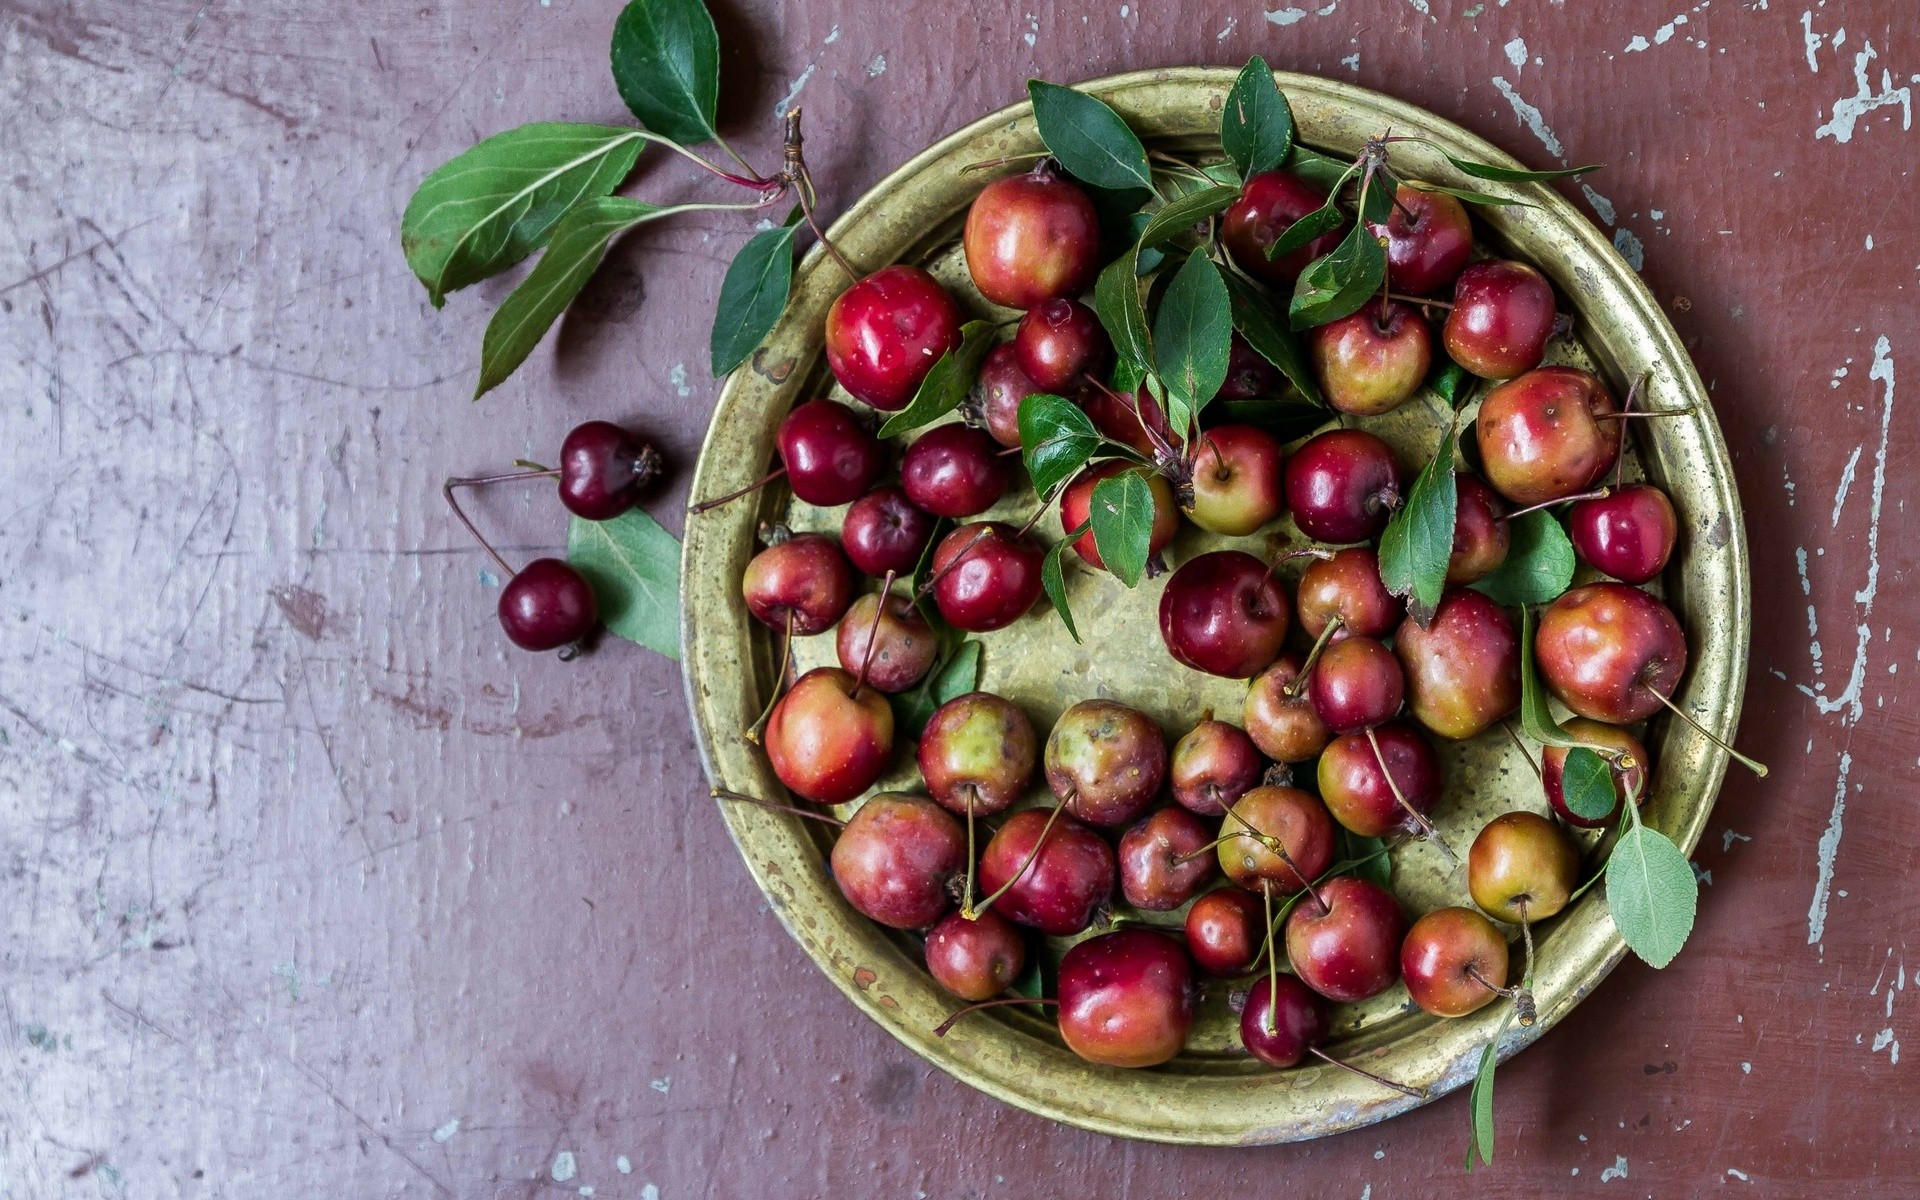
xmin=680 ymin=68 xmax=1748 ymax=1145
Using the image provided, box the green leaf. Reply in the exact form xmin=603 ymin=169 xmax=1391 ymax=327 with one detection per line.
xmin=1208 ymin=398 xmax=1330 ymax=442
xmin=1018 ymin=393 xmax=1101 ymax=498
xmin=1518 ymin=605 xmax=1582 ymax=749
xmin=1222 ymin=271 xmax=1324 ymax=408
xmin=909 ymin=516 xmax=954 ymax=633
xmin=402 ymin=123 xmax=646 ymax=307
xmin=1288 ymin=218 xmax=1386 ymax=330
xmin=709 ymin=211 xmax=799 ymax=375
xmin=933 ymin=640 xmax=982 ymax=704
xmin=1337 ymin=830 xmax=1393 ymax=887
xmin=1360 ymin=168 xmax=1397 ymax=226
xmin=1466 ymin=1035 xmax=1499 ymax=1170
xmin=1428 ymin=359 xmax=1472 ymax=409
xmin=1137 ymin=185 xmax=1241 ymax=248
xmin=567 ymin=507 xmax=681 ymax=659
xmin=1378 ymin=424 xmax=1457 ymax=626
xmin=1447 ymin=153 xmax=1601 ymax=183
xmin=1153 ymin=253 xmax=1233 ymax=426
xmin=1026 ymin=81 xmax=1153 ymax=192
xmin=1198 ymin=161 xmax=1243 ymax=187
xmin=475 ymin=196 xmax=664 ymax=399
xmin=1088 ymin=470 xmax=1155 ymax=588
xmin=1472 ymin=509 xmax=1575 ymax=607
xmin=1286 ymin=145 xmax=1353 ymax=193
xmin=1094 ymin=256 xmax=1154 ymax=380
xmin=878 ymin=321 xmax=998 ymax=438
xmin=1127 ymin=212 xmax=1167 ymax=274
xmin=1041 ymin=530 xmax=1084 ymax=642
xmin=1262 ymin=200 xmax=1347 ymax=263
xmin=1221 ymin=57 xmax=1294 ymax=179
xmin=1561 ymin=746 xmax=1618 ymax=821
xmin=1407 ymin=180 xmax=1536 ymax=209
xmin=1606 ymin=823 xmax=1698 ymax=968
xmin=610 ymin=0 xmax=721 ymax=145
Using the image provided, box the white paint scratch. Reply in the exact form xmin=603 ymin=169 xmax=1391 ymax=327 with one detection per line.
xmin=1405 ymin=0 xmax=1431 ymax=15
xmin=1341 ymin=52 xmax=1361 ymax=71
xmin=1490 ymin=76 xmax=1565 ymax=159
xmin=1601 ymin=1156 xmax=1630 ymax=1182
xmin=668 ymin=363 xmax=692 ymax=398
xmin=1504 ymin=38 xmax=1528 ymax=70
xmin=641 ymin=1186 xmax=660 ymax=1200
xmin=1814 ymin=41 xmax=1913 ymax=144
xmin=1802 ymin=10 xmax=1823 ymax=72
xmin=1582 ymin=185 xmax=1618 ymax=225
xmin=1613 ymin=228 xmax=1646 ymax=270
xmin=1872 ymin=1027 xmax=1900 ymax=1064
xmin=617 ymin=1156 xmax=633 ymax=1174
xmin=1830 ymin=445 xmax=1862 ymax=526
xmin=1806 ymin=750 xmax=1852 ymax=945
xmin=1217 ymin=16 xmax=1238 ymax=38
xmin=1728 ymin=1167 xmax=1751 ymax=1182
xmin=773 ymin=64 xmax=816 ymax=118
xmin=650 ymin=1076 xmax=672 ymax=1094
xmin=1797 ymin=546 xmax=1824 ymax=676
xmin=1266 ymin=4 xmax=1339 ymax=26
xmin=552 ymin=1151 xmax=578 ymax=1182
xmin=431 ymin=1118 xmax=460 ymax=1143
xmin=1626 ymin=35 xmax=1651 ymax=53
xmin=1723 ymin=828 xmax=1752 ymax=852
xmin=866 ymin=54 xmax=887 ymax=77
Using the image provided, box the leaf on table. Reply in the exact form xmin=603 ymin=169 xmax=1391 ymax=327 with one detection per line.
xmin=709 ymin=210 xmax=800 ymax=375
xmin=1220 ymin=56 xmax=1295 ymax=180
xmin=567 ymin=507 xmax=681 ymax=659
xmin=1605 ymin=823 xmax=1698 ymax=968
xmin=1471 ymin=508 xmax=1575 ymax=607
xmin=933 ymin=640 xmax=982 ymax=703
xmin=1337 ymin=830 xmax=1393 ymax=887
xmin=879 ymin=320 xmax=998 ymax=438
xmin=1427 ymin=359 xmax=1473 ymax=410
xmin=610 ymin=0 xmax=722 ymax=145
xmin=1560 ymin=746 xmax=1618 ymax=821
xmin=1466 ymin=1035 xmax=1499 ymax=1170
xmin=402 ymin=123 xmax=646 ymax=307
xmin=1221 ymin=272 xmax=1324 ymax=408
xmin=1089 ymin=470 xmax=1155 ymax=588
xmin=1027 ymin=80 xmax=1154 ymax=192
xmin=1377 ymin=423 xmax=1457 ymax=626
xmin=475 ymin=197 xmax=664 ymax=398
xmin=1018 ymin=393 xmax=1100 ymax=498
xmin=1153 ymin=252 xmax=1233 ymax=428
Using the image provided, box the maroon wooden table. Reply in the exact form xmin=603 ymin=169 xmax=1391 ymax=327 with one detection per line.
xmin=4 ymin=0 xmax=1916 ymax=1194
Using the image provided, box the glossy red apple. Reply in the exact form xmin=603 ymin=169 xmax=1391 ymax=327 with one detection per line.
xmin=825 ymin=265 xmax=964 ymax=410
xmin=1158 ymin=550 xmax=1291 ymax=678
xmin=1475 ymin=365 xmax=1622 ymax=507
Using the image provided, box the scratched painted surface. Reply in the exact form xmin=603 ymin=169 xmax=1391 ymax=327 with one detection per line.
xmin=1 ymin=0 xmax=1915 ymax=1194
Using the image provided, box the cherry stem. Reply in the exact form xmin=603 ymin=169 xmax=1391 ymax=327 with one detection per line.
xmin=711 ymin=787 xmax=845 ymax=827
xmin=1309 ymin=1048 xmax=1427 ymax=1100
xmin=959 ymin=151 xmax=1051 ymax=175
xmin=961 ymin=795 xmax=978 ymax=913
xmin=1387 ymin=291 xmax=1451 ymax=309
xmin=933 ymin=995 xmax=1058 ymax=1037
xmin=1500 ymin=487 xmax=1609 ymax=522
xmin=1264 ymin=546 xmax=1333 ymax=585
xmin=746 ymin=612 xmax=795 ymax=744
xmin=636 ymin=129 xmax=769 ymax=189
xmin=689 ymin=465 xmax=787 ymax=515
xmin=968 ymin=799 xmax=1067 ymax=920
xmin=783 ymin=108 xmax=858 ymax=282
xmin=1501 ymin=722 xmax=1544 ymax=784
xmin=1264 ymin=883 xmax=1279 ymax=1036
xmin=1364 ymin=726 xmax=1459 ymax=867
xmin=850 ymin=570 xmax=897 ymax=694
xmin=914 ymin=491 xmax=1059 ymax=603
xmin=1285 ymin=615 xmax=1345 ymax=699
xmin=441 ymin=477 xmax=525 ymax=577
xmin=1596 ymin=408 xmax=1696 ymax=420
xmin=1646 ymin=687 xmax=1769 ymax=776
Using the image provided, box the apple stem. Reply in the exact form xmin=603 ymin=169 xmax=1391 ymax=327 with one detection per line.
xmin=969 ymin=799 xmax=1067 ymax=920
xmin=745 ymin=612 xmax=795 ymax=744
xmin=958 ymin=150 xmax=1052 ymax=175
xmin=1285 ymin=614 xmax=1345 ymax=699
xmin=1264 ymin=546 xmax=1333 ymax=586
xmin=1513 ymin=908 xmax=1540 ymax=1027
xmin=689 ymin=465 xmax=788 ymax=514
xmin=711 ymin=787 xmax=845 ymax=827
xmin=1500 ymin=487 xmax=1610 ymax=522
xmin=1500 ymin=722 xmax=1544 ymax=784
xmin=849 ymin=570 xmax=897 ymax=694
xmin=1309 ymin=1048 xmax=1427 ymax=1100
xmin=1387 ymin=291 xmax=1451 ymax=309
xmin=1647 ymin=687 xmax=1768 ymax=776
xmin=1465 ymin=963 xmax=1535 ymax=1025
xmin=1596 ymin=407 xmax=1697 ymax=420
xmin=442 ymin=475 xmax=550 ymax=577
xmin=960 ymin=795 xmax=979 ymax=915
xmin=933 ymin=995 xmax=1058 ymax=1037
xmin=1264 ymin=883 xmax=1280 ymax=1035
xmin=1364 ymin=726 xmax=1460 ymax=867
xmin=780 ymin=108 xmax=859 ymax=282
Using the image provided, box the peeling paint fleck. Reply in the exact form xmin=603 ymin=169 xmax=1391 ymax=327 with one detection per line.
xmin=1600 ymin=1155 xmax=1630 ymax=1182
xmin=1490 ymin=76 xmax=1565 ymax=159
xmin=1814 ymin=41 xmax=1913 ymax=143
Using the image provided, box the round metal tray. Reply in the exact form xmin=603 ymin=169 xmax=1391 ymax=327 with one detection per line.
xmin=680 ymin=68 xmax=1749 ymax=1145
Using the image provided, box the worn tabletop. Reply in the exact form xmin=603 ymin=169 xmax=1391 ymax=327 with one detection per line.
xmin=3 ymin=0 xmax=1917 ymax=1195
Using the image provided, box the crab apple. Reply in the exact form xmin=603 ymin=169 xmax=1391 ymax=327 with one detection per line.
xmin=1447 ymin=475 xmax=1511 ymax=585
xmin=1238 ymin=973 xmax=1330 ymax=1069
xmin=1442 ymin=259 xmax=1558 ymax=380
xmin=841 ymin=485 xmax=935 ymax=576
xmin=1056 ymin=929 xmax=1196 ymax=1068
xmin=976 ymin=807 xmax=1115 ymax=936
xmin=763 ymin=668 xmax=894 ymax=805
xmin=901 ymin=422 xmax=1013 ymax=518
xmin=1059 ymin=463 xmax=1179 ymax=572
xmin=1118 ymin=806 xmax=1217 ymax=911
xmin=1316 ymin=721 xmax=1443 ymax=839
xmin=1222 ymin=170 xmax=1345 ymax=286
xmin=1170 ymin=719 xmax=1265 ymax=817
xmin=1081 ymin=384 xmax=1173 ymax=458
xmin=1158 ymin=550 xmax=1292 ymax=679
xmin=1185 ymin=888 xmax=1265 ymax=976
xmin=1395 ymin=588 xmax=1521 ymax=740
xmin=1218 ymin=786 xmax=1336 ymax=894
xmin=1014 ymin=298 xmax=1109 ymax=392
xmin=1542 ymin=719 xmax=1648 ymax=828
xmin=1365 ymin=183 xmax=1474 ymax=296
xmin=825 ymin=265 xmax=964 ymax=410
xmin=917 ymin=692 xmax=1038 ymax=818
xmin=1534 ymin=582 xmax=1687 ymax=723
xmin=930 ymin=522 xmax=1044 ymax=632
xmin=1400 ymin=906 xmax=1511 ymax=1018
xmin=1284 ymin=875 xmax=1407 ymax=1003
xmin=963 ymin=168 xmax=1102 ymax=309
xmin=836 ymin=592 xmax=938 ymax=693
xmin=777 ymin=399 xmax=886 ymax=506
xmin=829 ymin=793 xmax=965 ymax=929
xmin=1219 ymin=334 xmax=1281 ymax=400
xmin=1475 ymin=366 xmax=1622 ymax=507
xmin=1468 ymin=810 xmax=1580 ymax=923
xmin=1284 ymin=429 xmax=1404 ymax=544
xmin=972 ymin=343 xmax=1042 ymax=448
xmin=1045 ymin=700 xmax=1168 ymax=828
xmin=1307 ymin=635 xmax=1406 ymax=734
xmin=1296 ymin=547 xmax=1404 ymax=642
xmin=1185 ymin=424 xmax=1287 ymax=536
xmin=498 ymin=559 xmax=597 ymax=652
xmin=1309 ymin=300 xmax=1433 ymax=416
xmin=1243 ymin=654 xmax=1332 ymax=763
xmin=925 ymin=909 xmax=1026 ymax=1001
xmin=1569 ymin=483 xmax=1679 ymax=585
xmin=556 ymin=420 xmax=662 ymax=520
xmin=741 ymin=533 xmax=855 ymax=636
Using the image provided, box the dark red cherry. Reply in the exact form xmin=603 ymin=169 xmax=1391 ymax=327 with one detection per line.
xmin=825 ymin=265 xmax=964 ymax=410
xmin=1158 ymin=550 xmax=1291 ymax=679
xmin=498 ymin=559 xmax=598 ymax=652
xmin=1185 ymin=887 xmax=1265 ymax=976
xmin=1222 ymin=170 xmax=1345 ymax=286
xmin=1079 ymin=384 xmax=1174 ymax=459
xmin=1014 ymin=298 xmax=1109 ymax=392
xmin=777 ymin=399 xmax=886 ymax=507
xmin=1118 ymin=806 xmax=1217 ymax=911
xmin=1239 ymin=973 xmax=1329 ymax=1069
xmin=1284 ymin=429 xmax=1404 ymax=544
xmin=901 ymin=423 xmax=1013 ymax=518
xmin=1475 ymin=366 xmax=1623 ymax=507
xmin=1169 ymin=719 xmax=1266 ymax=817
xmin=975 ymin=807 xmax=1116 ymax=936
xmin=1317 ymin=721 xmax=1443 ymax=839
xmin=841 ymin=486 xmax=935 ymax=576
xmin=930 ymin=522 xmax=1044 ymax=632
xmin=1295 ymin=547 xmax=1404 ymax=642
xmin=1534 ymin=582 xmax=1686 ymax=724
xmin=963 ymin=169 xmax=1102 ymax=309
xmin=740 ymin=533 xmax=855 ymax=636
xmin=763 ymin=667 xmax=894 ymax=805
xmin=1447 ymin=475 xmax=1511 ymax=585
xmin=1568 ymin=484 xmax=1679 ymax=585
xmin=972 ymin=343 xmax=1042 ymax=448
xmin=557 ymin=421 xmax=662 ymax=520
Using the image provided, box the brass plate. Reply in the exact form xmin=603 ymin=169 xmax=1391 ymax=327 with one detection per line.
xmin=679 ymin=68 xmax=1748 ymax=1145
